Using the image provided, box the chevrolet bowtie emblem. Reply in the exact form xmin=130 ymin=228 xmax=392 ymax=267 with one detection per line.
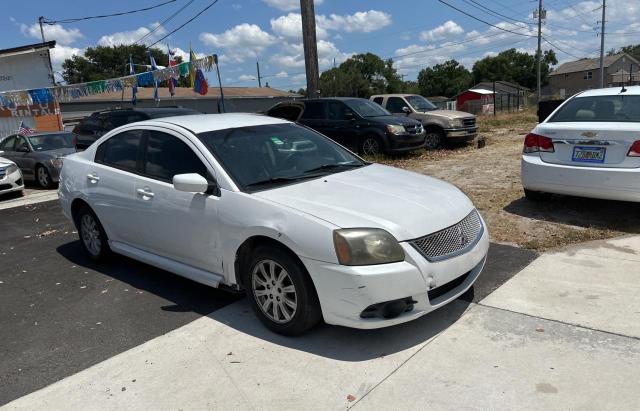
xmin=581 ymin=131 xmax=598 ymax=138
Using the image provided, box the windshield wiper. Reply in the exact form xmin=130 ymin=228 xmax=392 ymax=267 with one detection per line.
xmin=303 ymin=162 xmax=365 ymax=174
xmin=244 ymin=175 xmax=316 ymax=188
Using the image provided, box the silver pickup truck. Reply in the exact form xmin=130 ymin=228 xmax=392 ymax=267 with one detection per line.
xmin=370 ymin=94 xmax=478 ymax=149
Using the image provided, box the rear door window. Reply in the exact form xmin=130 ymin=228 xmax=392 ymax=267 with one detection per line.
xmin=143 ymin=131 xmax=208 ymax=182
xmin=300 ymin=101 xmax=326 ymax=119
xmin=0 ymin=135 xmax=17 ymax=151
xmin=97 ymin=130 xmax=143 ymax=173
xmin=372 ymin=97 xmax=383 ymax=105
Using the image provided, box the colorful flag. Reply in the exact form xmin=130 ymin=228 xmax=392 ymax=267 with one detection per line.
xmin=18 ymin=121 xmax=36 ymax=136
xmin=189 ymin=44 xmax=197 ymax=89
xmin=149 ymin=55 xmax=160 ymax=103
xmin=129 ymin=55 xmax=137 ymax=106
xmin=167 ymin=45 xmax=178 ymax=97
xmin=193 ymin=68 xmax=208 ymax=95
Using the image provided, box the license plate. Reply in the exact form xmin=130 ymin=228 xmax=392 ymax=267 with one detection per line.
xmin=572 ymin=146 xmax=605 ymax=163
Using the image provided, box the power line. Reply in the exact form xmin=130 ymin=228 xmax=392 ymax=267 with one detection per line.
xmin=44 ymin=0 xmax=177 ymax=24
xmin=146 ymin=0 xmax=221 ymax=48
xmin=134 ymin=0 xmax=197 ymax=45
xmin=461 ymin=0 xmax=534 ymax=26
xmin=542 ymin=36 xmax=585 ymax=59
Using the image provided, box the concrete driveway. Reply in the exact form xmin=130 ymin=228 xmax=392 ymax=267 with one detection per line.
xmin=3 ymin=223 xmax=639 ymax=410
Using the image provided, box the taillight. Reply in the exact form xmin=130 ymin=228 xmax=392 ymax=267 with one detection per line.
xmin=628 ymin=140 xmax=640 ymax=157
xmin=523 ymin=133 xmax=554 ymax=153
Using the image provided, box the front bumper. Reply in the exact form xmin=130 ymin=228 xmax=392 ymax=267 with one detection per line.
xmin=444 ymin=127 xmax=478 ymax=142
xmin=0 ymin=169 xmax=24 ymax=195
xmin=386 ymin=131 xmax=426 ymax=153
xmin=301 ymin=219 xmax=489 ymax=329
xmin=521 ymin=154 xmax=640 ymax=202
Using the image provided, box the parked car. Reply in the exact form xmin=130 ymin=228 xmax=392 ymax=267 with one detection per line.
xmin=266 ymin=97 xmax=426 ymax=155
xmin=0 ymin=154 xmax=24 ymax=196
xmin=522 ymin=86 xmax=640 ymax=202
xmin=370 ymin=94 xmax=478 ymax=149
xmin=0 ymin=131 xmax=76 ymax=188
xmin=59 ymin=113 xmax=489 ymax=335
xmin=72 ymin=107 xmax=201 ymax=149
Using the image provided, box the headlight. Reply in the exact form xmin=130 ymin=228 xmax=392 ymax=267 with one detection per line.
xmin=386 ymin=125 xmax=406 ymax=135
xmin=52 ymin=157 xmax=64 ymax=168
xmin=6 ymin=164 xmax=18 ymax=174
xmin=333 ymin=228 xmax=405 ymax=266
xmin=451 ymin=118 xmax=464 ymax=128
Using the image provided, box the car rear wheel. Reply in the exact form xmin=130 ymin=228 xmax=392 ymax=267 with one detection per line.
xmin=244 ymin=245 xmax=321 ymax=336
xmin=424 ymin=129 xmax=444 ymax=150
xmin=36 ymin=165 xmax=54 ymax=189
xmin=75 ymin=206 xmax=111 ymax=261
xmin=360 ymin=136 xmax=383 ymax=156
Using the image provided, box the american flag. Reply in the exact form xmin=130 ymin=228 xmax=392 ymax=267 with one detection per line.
xmin=18 ymin=121 xmax=36 ymax=136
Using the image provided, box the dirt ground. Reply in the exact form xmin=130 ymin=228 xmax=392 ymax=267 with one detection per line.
xmin=375 ymin=109 xmax=640 ymax=251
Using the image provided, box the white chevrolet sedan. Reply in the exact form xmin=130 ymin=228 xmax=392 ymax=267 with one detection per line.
xmin=59 ymin=114 xmax=488 ymax=335
xmin=522 ymin=86 xmax=640 ymax=202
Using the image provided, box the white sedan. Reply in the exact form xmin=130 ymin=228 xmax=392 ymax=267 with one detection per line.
xmin=0 ymin=153 xmax=24 ymax=196
xmin=59 ymin=114 xmax=488 ymax=335
xmin=522 ymin=86 xmax=640 ymax=202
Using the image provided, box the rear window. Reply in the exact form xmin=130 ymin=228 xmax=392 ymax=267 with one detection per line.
xmin=300 ymin=102 xmax=325 ymax=119
xmin=549 ymin=95 xmax=640 ymax=123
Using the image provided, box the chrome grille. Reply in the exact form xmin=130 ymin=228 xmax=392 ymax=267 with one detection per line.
xmin=410 ymin=210 xmax=483 ymax=262
xmin=462 ymin=117 xmax=476 ymax=128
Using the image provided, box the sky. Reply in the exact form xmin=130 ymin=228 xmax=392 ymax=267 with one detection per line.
xmin=2 ymin=0 xmax=639 ymax=90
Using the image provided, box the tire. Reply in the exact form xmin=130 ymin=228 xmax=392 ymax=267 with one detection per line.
xmin=424 ymin=129 xmax=444 ymax=150
xmin=36 ymin=165 xmax=54 ymax=189
xmin=243 ymin=245 xmax=322 ymax=336
xmin=75 ymin=206 xmax=111 ymax=261
xmin=359 ymin=135 xmax=384 ymax=156
xmin=524 ymin=188 xmax=547 ymax=201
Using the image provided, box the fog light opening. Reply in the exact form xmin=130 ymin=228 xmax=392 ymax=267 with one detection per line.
xmin=360 ymin=297 xmax=417 ymax=319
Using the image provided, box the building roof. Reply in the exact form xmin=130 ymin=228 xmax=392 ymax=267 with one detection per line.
xmin=0 ymin=41 xmax=56 ymax=58
xmin=473 ymin=81 xmax=527 ymax=93
xmin=72 ymin=86 xmax=299 ymax=102
xmin=466 ymin=88 xmax=494 ymax=95
xmin=550 ymin=53 xmax=640 ymax=76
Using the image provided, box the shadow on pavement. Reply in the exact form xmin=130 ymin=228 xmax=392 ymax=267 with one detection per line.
xmin=504 ymin=194 xmax=640 ymax=233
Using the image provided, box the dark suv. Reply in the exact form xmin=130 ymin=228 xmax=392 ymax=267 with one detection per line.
xmin=266 ymin=98 xmax=426 ymax=155
xmin=72 ymin=107 xmax=201 ymax=149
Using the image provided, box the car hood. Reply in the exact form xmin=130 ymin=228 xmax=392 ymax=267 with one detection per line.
xmin=365 ymin=115 xmax=421 ymax=126
xmin=254 ymin=163 xmax=475 ymax=241
xmin=420 ymin=110 xmax=474 ymax=119
xmin=33 ymin=147 xmax=76 ymax=158
xmin=0 ymin=157 xmax=17 ymax=166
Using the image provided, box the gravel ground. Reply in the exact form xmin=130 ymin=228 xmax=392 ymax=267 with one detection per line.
xmin=375 ymin=110 xmax=640 ymax=251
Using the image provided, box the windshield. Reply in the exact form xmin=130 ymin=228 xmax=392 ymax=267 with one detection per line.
xmin=549 ymin=95 xmax=640 ymax=123
xmin=197 ymin=123 xmax=366 ymax=191
xmin=344 ymin=99 xmax=390 ymax=117
xmin=27 ymin=133 xmax=74 ymax=151
xmin=406 ymin=95 xmax=437 ymax=112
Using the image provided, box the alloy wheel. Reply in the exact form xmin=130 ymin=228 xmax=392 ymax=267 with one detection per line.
xmin=37 ymin=167 xmax=49 ymax=187
xmin=424 ymin=132 xmax=442 ymax=150
xmin=251 ymin=259 xmax=298 ymax=324
xmin=362 ymin=138 xmax=381 ymax=156
xmin=80 ymin=214 xmax=102 ymax=256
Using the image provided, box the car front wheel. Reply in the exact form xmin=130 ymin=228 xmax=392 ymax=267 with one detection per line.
xmin=244 ymin=245 xmax=321 ymax=336
xmin=424 ymin=129 xmax=444 ymax=150
xmin=36 ymin=165 xmax=54 ymax=189
xmin=75 ymin=206 xmax=111 ymax=261
xmin=360 ymin=136 xmax=383 ymax=156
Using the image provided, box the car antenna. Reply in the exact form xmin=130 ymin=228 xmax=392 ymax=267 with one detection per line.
xmin=621 ymin=63 xmax=632 ymax=93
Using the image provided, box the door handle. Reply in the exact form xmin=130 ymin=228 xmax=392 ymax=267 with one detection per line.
xmin=87 ymin=173 xmax=100 ymax=183
xmin=136 ymin=188 xmax=155 ymax=199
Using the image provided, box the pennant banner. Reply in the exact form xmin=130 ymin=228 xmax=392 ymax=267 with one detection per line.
xmin=0 ymin=55 xmax=217 ymax=108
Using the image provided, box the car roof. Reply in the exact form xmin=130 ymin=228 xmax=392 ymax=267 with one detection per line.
xmin=370 ymin=94 xmax=419 ymax=98
xmin=574 ymin=85 xmax=640 ymax=97
xmin=91 ymin=107 xmax=200 ymax=116
xmin=298 ymin=97 xmax=367 ymax=102
xmin=132 ymin=113 xmax=291 ymax=134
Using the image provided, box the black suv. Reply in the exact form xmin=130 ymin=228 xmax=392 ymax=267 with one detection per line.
xmin=72 ymin=107 xmax=201 ymax=149
xmin=266 ymin=98 xmax=426 ymax=155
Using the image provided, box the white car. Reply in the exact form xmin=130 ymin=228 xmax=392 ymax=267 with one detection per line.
xmin=0 ymin=152 xmax=24 ymax=196
xmin=58 ymin=114 xmax=489 ymax=335
xmin=522 ymin=86 xmax=640 ymax=202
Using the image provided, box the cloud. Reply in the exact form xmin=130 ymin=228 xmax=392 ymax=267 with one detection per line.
xmin=232 ymin=3 xmax=242 ymax=10
xmin=270 ymin=39 xmax=350 ymax=70
xmin=262 ymin=0 xmax=323 ymax=11
xmin=420 ymin=20 xmax=464 ymax=42
xmin=98 ymin=22 xmax=166 ymax=47
xmin=270 ymin=10 xmax=391 ymax=40
xmin=21 ymin=23 xmax=83 ymax=45
xmin=238 ymin=74 xmax=256 ymax=81
xmin=275 ymin=70 xmax=288 ymax=78
xmin=50 ymin=45 xmax=84 ymax=72
xmin=199 ymin=23 xmax=275 ymax=62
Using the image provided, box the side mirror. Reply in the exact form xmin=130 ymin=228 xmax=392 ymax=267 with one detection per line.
xmin=173 ymin=173 xmax=209 ymax=193
xmin=402 ymin=106 xmax=411 ymax=115
xmin=345 ymin=111 xmax=355 ymax=120
xmin=16 ymin=145 xmax=30 ymax=153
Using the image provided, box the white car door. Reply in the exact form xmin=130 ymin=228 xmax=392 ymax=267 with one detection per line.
xmin=129 ymin=128 xmax=223 ymax=275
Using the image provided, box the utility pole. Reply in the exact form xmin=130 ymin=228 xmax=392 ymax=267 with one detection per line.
xmin=38 ymin=16 xmax=46 ymax=42
xmin=256 ymin=61 xmax=262 ymax=87
xmin=598 ymin=0 xmax=606 ymax=88
xmin=535 ymin=0 xmax=543 ymax=103
xmin=300 ymin=0 xmax=320 ymax=98
xmin=38 ymin=16 xmax=55 ymax=86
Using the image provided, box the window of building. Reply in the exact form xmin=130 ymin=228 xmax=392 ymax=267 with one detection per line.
xmin=584 ymin=71 xmax=593 ymax=80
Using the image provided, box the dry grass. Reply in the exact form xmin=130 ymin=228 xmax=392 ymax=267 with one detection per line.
xmin=375 ymin=110 xmax=640 ymax=251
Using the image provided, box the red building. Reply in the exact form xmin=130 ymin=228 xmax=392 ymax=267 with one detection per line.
xmin=456 ymin=88 xmax=494 ymax=114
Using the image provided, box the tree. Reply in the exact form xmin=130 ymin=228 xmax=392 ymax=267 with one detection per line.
xmin=62 ymin=44 xmax=189 ymax=86
xmin=318 ymin=53 xmax=402 ymax=97
xmin=471 ymin=48 xmax=557 ymax=89
xmin=417 ymin=60 xmax=472 ymax=97
xmin=607 ymin=44 xmax=640 ymax=62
